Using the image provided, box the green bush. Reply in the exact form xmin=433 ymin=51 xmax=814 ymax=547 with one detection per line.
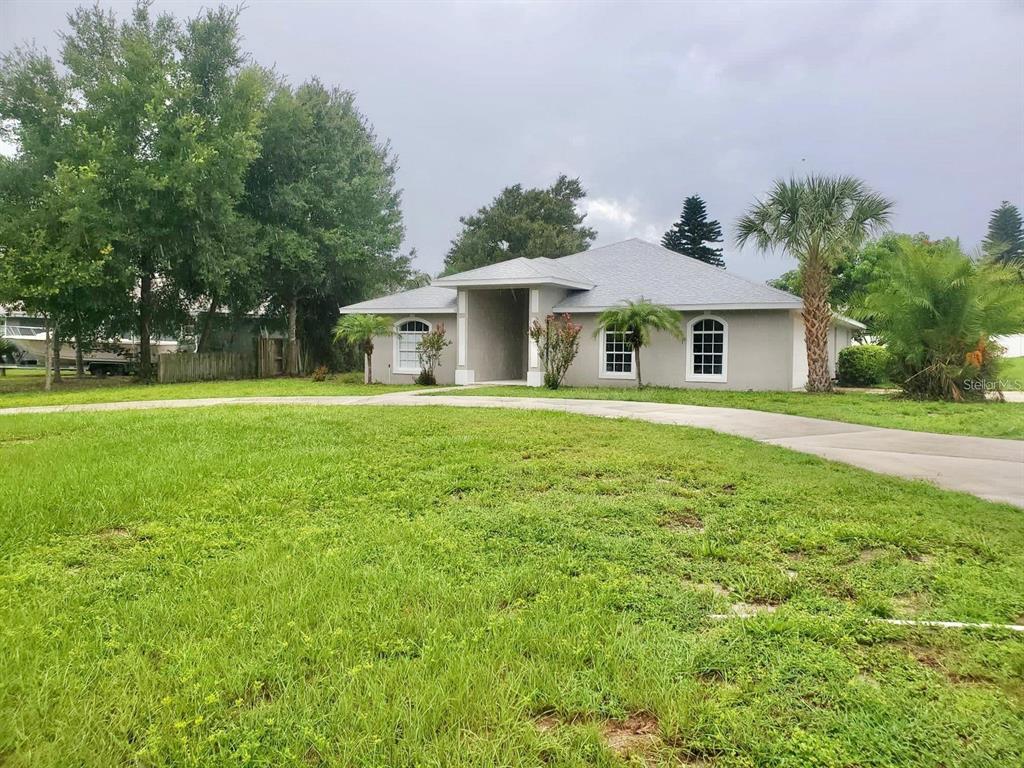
xmin=837 ymin=344 xmax=890 ymax=386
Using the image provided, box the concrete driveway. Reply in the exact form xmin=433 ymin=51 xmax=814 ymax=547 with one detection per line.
xmin=3 ymin=392 xmax=1022 ymax=507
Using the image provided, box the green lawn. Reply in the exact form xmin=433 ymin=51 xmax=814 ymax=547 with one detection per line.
xmin=439 ymin=386 xmax=1024 ymax=440
xmin=1 ymin=406 xmax=1021 ymax=767
xmin=1001 ymin=356 xmax=1024 ymax=390
xmin=0 ymin=371 xmax=411 ymax=408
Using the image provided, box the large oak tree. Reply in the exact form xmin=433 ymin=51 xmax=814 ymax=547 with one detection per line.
xmin=442 ymin=175 xmax=596 ymax=275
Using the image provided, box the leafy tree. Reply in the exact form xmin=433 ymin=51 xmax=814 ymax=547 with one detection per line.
xmin=51 ymin=2 xmax=267 ymax=381
xmin=442 ymin=175 xmax=596 ymax=275
xmin=333 ymin=314 xmax=392 ymax=383
xmin=661 ymin=195 xmax=725 ymax=267
xmin=528 ymin=313 xmax=582 ymax=389
xmin=243 ymin=79 xmax=406 ymax=374
xmin=595 ymin=300 xmax=683 ymax=389
xmin=0 ymin=46 xmax=126 ymax=387
xmin=737 ymin=175 xmax=892 ymax=392
xmin=982 ymin=201 xmax=1024 ymax=269
xmin=857 ymin=238 xmax=1024 ymax=401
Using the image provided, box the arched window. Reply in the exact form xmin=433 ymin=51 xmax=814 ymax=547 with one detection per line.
xmin=686 ymin=316 xmax=727 ymax=382
xmin=395 ymin=319 xmax=430 ymax=373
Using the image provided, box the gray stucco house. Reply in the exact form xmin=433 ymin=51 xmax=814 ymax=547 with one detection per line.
xmin=339 ymin=239 xmax=863 ymax=390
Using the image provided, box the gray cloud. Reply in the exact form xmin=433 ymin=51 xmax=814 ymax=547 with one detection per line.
xmin=3 ymin=0 xmax=1022 ymax=280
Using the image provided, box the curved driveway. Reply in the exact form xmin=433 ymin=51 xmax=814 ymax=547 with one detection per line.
xmin=3 ymin=391 xmax=1022 ymax=507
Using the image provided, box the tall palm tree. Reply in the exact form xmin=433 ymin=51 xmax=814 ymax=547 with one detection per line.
xmin=736 ymin=175 xmax=893 ymax=392
xmin=596 ymin=299 xmax=683 ymax=389
xmin=332 ymin=314 xmax=393 ymax=384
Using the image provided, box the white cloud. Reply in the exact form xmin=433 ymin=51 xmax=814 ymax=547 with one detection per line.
xmin=578 ymin=197 xmax=661 ymax=244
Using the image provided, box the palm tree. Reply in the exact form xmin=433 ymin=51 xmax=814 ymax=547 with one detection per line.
xmin=596 ymin=299 xmax=683 ymax=389
xmin=856 ymin=237 xmax=1024 ymax=401
xmin=736 ymin=175 xmax=892 ymax=392
xmin=332 ymin=314 xmax=393 ymax=384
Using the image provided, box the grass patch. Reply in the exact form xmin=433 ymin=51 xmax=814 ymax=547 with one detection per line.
xmin=1 ymin=406 xmax=1022 ymax=766
xmin=1000 ymin=356 xmax=1024 ymax=390
xmin=438 ymin=386 xmax=1024 ymax=439
xmin=0 ymin=371 xmax=412 ymax=408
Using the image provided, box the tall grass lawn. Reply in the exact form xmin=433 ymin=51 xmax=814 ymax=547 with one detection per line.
xmin=1 ymin=406 xmax=1022 ymax=767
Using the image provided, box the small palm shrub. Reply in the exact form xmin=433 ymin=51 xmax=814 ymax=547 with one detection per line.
xmin=311 ymin=365 xmax=329 ymax=382
xmin=595 ymin=300 xmax=683 ymax=389
xmin=528 ymin=313 xmax=582 ymax=389
xmin=857 ymin=238 xmax=1024 ymax=400
xmin=837 ymin=344 xmax=890 ymax=387
xmin=415 ymin=323 xmax=451 ymax=386
xmin=332 ymin=314 xmax=393 ymax=384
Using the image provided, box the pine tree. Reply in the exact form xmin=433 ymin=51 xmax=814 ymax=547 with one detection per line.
xmin=982 ymin=201 xmax=1024 ymax=266
xmin=661 ymin=195 xmax=725 ymax=267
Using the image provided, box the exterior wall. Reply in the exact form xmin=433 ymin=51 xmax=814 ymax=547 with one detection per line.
xmin=463 ymin=288 xmax=529 ymax=382
xmin=368 ymin=313 xmax=457 ymax=384
xmin=792 ymin=313 xmax=856 ymax=389
xmin=562 ymin=310 xmax=799 ymax=391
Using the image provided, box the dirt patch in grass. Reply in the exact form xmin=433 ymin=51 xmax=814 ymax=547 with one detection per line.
xmin=856 ymin=547 xmax=888 ymax=564
xmin=601 ymin=713 xmax=661 ymax=760
xmin=534 ymin=712 xmax=671 ymax=763
xmin=661 ymin=511 xmax=703 ymax=532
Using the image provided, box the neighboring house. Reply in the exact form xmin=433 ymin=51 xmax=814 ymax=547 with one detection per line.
xmin=339 ymin=239 xmax=863 ymax=390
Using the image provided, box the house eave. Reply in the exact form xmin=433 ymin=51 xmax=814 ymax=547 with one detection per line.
xmin=337 ymin=306 xmax=457 ymax=315
xmin=551 ymin=301 xmax=805 ymax=313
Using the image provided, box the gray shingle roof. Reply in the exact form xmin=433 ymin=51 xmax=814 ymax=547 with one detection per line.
xmin=339 ymin=239 xmax=803 ymax=315
xmin=338 ymin=285 xmax=457 ymax=314
xmin=432 ymin=256 xmax=593 ymax=288
xmin=551 ymin=239 xmax=802 ymax=311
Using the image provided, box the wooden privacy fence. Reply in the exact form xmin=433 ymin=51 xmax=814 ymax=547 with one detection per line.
xmin=156 ymin=338 xmax=295 ymax=383
xmin=157 ymin=351 xmax=257 ymax=384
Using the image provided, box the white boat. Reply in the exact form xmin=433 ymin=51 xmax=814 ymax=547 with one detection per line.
xmin=1 ymin=316 xmax=180 ymax=374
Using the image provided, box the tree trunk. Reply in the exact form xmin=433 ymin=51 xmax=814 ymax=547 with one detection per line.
xmin=634 ymin=345 xmax=643 ymax=389
xmin=364 ymin=341 xmax=374 ymax=384
xmin=286 ymin=297 xmax=299 ymax=376
xmin=138 ymin=268 xmax=154 ymax=382
xmin=75 ymin=342 xmax=85 ymax=378
xmin=197 ymin=293 xmax=218 ymax=353
xmin=51 ymin=318 xmax=62 ymax=384
xmin=802 ymin=260 xmax=833 ymax=393
xmin=43 ymin=316 xmax=53 ymax=392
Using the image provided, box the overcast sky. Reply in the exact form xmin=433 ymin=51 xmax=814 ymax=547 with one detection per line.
xmin=3 ymin=0 xmax=1022 ymax=281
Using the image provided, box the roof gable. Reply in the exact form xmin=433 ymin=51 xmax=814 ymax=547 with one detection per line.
xmin=432 ymin=256 xmax=594 ymax=289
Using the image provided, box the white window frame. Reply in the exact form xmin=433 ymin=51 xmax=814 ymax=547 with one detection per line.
xmin=598 ymin=328 xmax=636 ymax=380
xmin=686 ymin=315 xmax=728 ymax=383
xmin=393 ymin=317 xmax=431 ymax=374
